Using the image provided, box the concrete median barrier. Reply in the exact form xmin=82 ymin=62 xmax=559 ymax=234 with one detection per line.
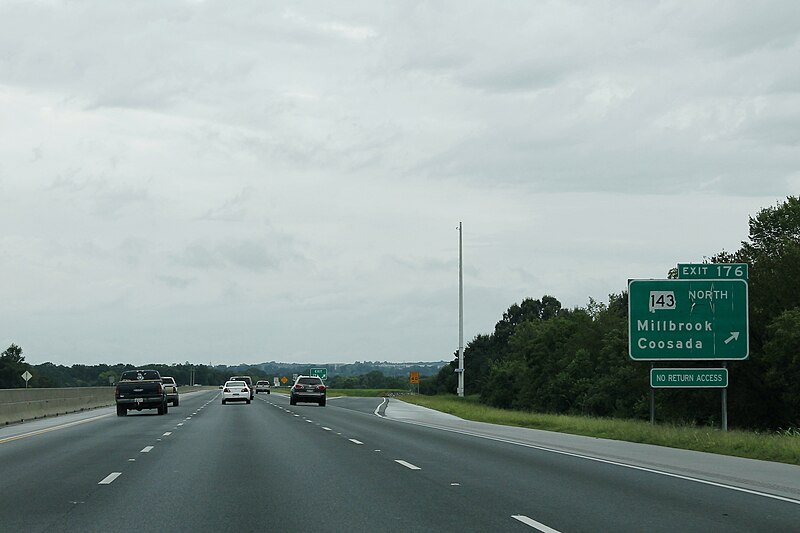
xmin=0 ymin=387 xmax=115 ymax=425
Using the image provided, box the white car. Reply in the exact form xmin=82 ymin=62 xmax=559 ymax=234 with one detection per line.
xmin=221 ymin=380 xmax=251 ymax=404
xmin=161 ymin=376 xmax=179 ymax=406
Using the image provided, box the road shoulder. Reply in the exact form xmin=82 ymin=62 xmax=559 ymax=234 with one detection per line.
xmin=383 ymin=397 xmax=800 ymax=503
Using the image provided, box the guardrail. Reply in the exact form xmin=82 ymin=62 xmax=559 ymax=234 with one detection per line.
xmin=0 ymin=387 xmax=115 ymax=425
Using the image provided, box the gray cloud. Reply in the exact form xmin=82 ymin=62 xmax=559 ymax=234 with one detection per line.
xmin=198 ymin=187 xmax=255 ymax=222
xmin=173 ymin=238 xmax=283 ymax=272
xmin=156 ymin=275 xmax=193 ymax=289
xmin=49 ymin=175 xmax=154 ymax=218
xmin=1 ymin=1 xmax=798 ymax=366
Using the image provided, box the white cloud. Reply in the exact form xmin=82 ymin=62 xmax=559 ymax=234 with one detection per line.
xmin=1 ymin=1 xmax=798 ymax=365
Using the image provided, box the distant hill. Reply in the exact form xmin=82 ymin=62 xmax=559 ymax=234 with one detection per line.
xmin=222 ymin=360 xmax=448 ymax=379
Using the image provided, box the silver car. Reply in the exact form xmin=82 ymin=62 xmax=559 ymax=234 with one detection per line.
xmin=161 ymin=376 xmax=179 ymax=406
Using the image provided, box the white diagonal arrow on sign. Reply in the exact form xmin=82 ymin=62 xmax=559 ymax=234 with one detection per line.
xmin=724 ymin=332 xmax=740 ymax=344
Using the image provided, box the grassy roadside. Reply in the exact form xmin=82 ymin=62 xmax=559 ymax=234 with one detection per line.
xmin=400 ymin=394 xmax=800 ymax=466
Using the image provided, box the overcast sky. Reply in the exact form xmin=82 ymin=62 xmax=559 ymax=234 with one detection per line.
xmin=2 ymin=1 xmax=798 ymax=367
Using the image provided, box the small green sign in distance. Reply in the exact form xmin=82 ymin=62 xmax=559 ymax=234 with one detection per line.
xmin=310 ymin=367 xmax=327 ymax=380
xmin=628 ymin=279 xmax=749 ymax=361
xmin=677 ymin=263 xmax=748 ymax=280
xmin=650 ymin=368 xmax=728 ymax=388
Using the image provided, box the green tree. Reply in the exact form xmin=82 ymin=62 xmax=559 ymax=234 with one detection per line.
xmin=739 ymin=196 xmax=800 ymax=350
xmin=0 ymin=344 xmax=31 ymax=389
xmin=98 ymin=370 xmax=119 ymax=386
xmin=709 ymin=196 xmax=800 ymax=428
xmin=761 ymin=308 xmax=800 ymax=427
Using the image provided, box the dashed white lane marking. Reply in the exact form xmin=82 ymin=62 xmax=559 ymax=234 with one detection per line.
xmin=383 ymin=414 xmax=800 ymax=507
xmin=306 ymin=420 xmax=314 ymax=423
xmin=141 ymin=446 xmax=154 ymax=453
xmin=322 ymin=427 xmax=332 ymax=431
xmin=163 ymin=432 xmax=172 ymax=436
xmin=98 ymin=472 xmax=122 ymax=485
xmin=177 ymin=423 xmax=184 ymax=426
xmin=185 ymin=417 xmax=192 ymax=420
xmin=394 ymin=460 xmax=421 ymax=470
xmin=349 ymin=439 xmax=364 ymax=445
xmin=512 ymin=515 xmax=562 ymax=532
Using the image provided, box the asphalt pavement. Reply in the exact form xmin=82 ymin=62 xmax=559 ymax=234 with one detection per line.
xmin=1 ymin=391 xmax=798 ymax=532
xmin=382 ymin=397 xmax=800 ymax=503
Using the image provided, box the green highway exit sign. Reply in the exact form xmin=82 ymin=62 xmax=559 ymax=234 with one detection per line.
xmin=628 ymin=279 xmax=749 ymax=361
xmin=677 ymin=263 xmax=748 ymax=280
xmin=650 ymin=368 xmax=729 ymax=388
xmin=310 ymin=368 xmax=327 ymax=380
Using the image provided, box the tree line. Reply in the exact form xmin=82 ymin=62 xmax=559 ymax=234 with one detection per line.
xmin=0 ymin=351 xmax=422 ymax=391
xmin=424 ymin=196 xmax=800 ymax=430
xmin=0 ymin=354 xmax=238 ymax=389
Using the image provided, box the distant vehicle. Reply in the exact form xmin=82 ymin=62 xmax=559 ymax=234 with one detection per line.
xmin=229 ymin=375 xmax=254 ymax=400
xmin=290 ymin=375 xmax=326 ymax=406
xmin=115 ymin=369 xmax=168 ymax=416
xmin=255 ymin=380 xmax=271 ymax=394
xmin=222 ymin=380 xmax=251 ymax=405
xmin=161 ymin=376 xmax=179 ymax=406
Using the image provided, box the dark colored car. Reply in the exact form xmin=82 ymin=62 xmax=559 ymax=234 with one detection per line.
xmin=115 ymin=369 xmax=168 ymax=416
xmin=289 ymin=376 xmax=326 ymax=406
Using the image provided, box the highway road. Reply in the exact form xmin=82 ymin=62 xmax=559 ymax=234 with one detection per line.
xmin=1 ymin=389 xmax=798 ymax=532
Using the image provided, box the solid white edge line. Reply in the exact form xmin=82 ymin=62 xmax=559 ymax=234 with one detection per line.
xmin=0 ymin=413 xmax=113 ymax=444
xmin=374 ymin=397 xmax=389 ymax=417
xmin=98 ymin=472 xmax=122 ymax=485
xmin=395 ymin=459 xmax=421 ymax=470
xmin=378 ymin=416 xmax=800 ymax=507
xmin=512 ymin=515 xmax=562 ymax=533
xmin=349 ymin=439 xmax=364 ymax=445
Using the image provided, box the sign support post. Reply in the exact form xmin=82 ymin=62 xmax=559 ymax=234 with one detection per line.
xmin=722 ymin=362 xmax=728 ymax=432
xmin=457 ymin=222 xmax=464 ymax=397
xmin=650 ymin=363 xmax=655 ymax=424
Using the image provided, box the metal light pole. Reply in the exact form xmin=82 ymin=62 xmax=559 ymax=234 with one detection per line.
xmin=457 ymin=222 xmax=465 ymax=397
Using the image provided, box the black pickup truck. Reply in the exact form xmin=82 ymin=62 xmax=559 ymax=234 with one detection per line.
xmin=115 ymin=369 xmax=168 ymax=416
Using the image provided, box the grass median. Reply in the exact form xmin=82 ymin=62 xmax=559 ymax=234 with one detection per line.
xmin=399 ymin=394 xmax=800 ymax=466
